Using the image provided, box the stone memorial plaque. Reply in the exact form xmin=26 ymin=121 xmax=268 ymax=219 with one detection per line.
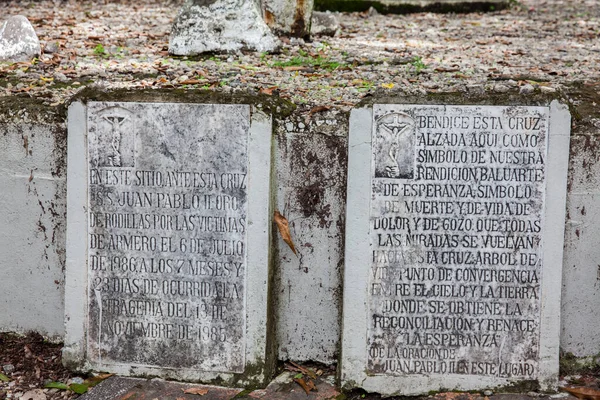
xmin=64 ymin=102 xmax=273 ymax=384
xmin=342 ymin=103 xmax=571 ymax=395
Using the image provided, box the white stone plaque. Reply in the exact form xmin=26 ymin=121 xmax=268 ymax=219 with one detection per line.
xmin=64 ymin=102 xmax=273 ymax=384
xmin=342 ymin=103 xmax=571 ymax=395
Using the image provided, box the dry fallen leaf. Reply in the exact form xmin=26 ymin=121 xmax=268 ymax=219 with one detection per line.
xmin=290 ymin=361 xmax=317 ymax=379
xmin=309 ymin=105 xmax=332 ymax=115
xmin=274 ymin=211 xmax=297 ymax=255
xmin=259 ymin=86 xmax=278 ymax=95
xmin=183 ymin=387 xmax=209 ymax=396
xmin=283 ymin=66 xmax=308 ymax=71
xmin=293 ymin=378 xmax=313 ymax=395
xmin=560 ymin=386 xmax=600 ymax=400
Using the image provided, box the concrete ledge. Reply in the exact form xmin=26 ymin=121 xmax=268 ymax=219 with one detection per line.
xmin=315 ymin=0 xmax=509 ymax=13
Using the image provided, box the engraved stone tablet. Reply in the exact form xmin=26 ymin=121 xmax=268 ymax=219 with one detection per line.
xmin=64 ymin=102 xmax=273 ymax=384
xmin=342 ymin=103 xmax=571 ymax=395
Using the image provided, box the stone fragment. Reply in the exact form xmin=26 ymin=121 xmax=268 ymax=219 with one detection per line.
xmin=169 ymin=0 xmax=278 ymax=55
xmin=311 ymin=12 xmax=339 ymax=37
xmin=2 ymin=364 xmax=14 ymax=373
xmin=520 ymin=83 xmax=535 ymax=94
xmin=263 ymin=0 xmax=314 ymax=38
xmin=540 ymin=86 xmax=557 ymax=94
xmin=19 ymin=389 xmax=47 ymax=400
xmin=0 ymin=16 xmax=41 ymax=63
xmin=43 ymin=41 xmax=59 ymax=54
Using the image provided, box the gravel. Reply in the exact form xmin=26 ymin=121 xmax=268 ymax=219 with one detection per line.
xmin=0 ymin=0 xmax=598 ymax=110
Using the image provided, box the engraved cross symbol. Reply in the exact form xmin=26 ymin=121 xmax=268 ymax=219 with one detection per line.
xmin=103 ymin=115 xmax=129 ymax=167
xmin=381 ymin=114 xmax=412 ymax=164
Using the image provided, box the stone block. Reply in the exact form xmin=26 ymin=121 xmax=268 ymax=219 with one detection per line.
xmin=341 ymin=102 xmax=571 ymax=395
xmin=63 ymin=101 xmax=275 ymax=386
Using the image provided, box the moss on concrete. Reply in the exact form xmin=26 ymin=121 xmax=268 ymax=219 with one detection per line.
xmin=69 ymin=87 xmax=296 ymax=120
xmin=315 ymin=0 xmax=508 ymax=14
xmin=0 ymin=95 xmax=65 ymax=125
xmin=560 ymin=352 xmax=600 ymax=377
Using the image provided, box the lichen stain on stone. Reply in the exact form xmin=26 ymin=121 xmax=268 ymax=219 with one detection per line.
xmin=263 ymin=9 xmax=275 ymax=26
xmin=291 ymin=0 xmax=307 ymax=38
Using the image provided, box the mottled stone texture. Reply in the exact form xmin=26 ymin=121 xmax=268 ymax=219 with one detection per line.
xmin=274 ymin=113 xmax=348 ymax=363
xmin=86 ymin=103 xmax=249 ymax=373
xmin=169 ymin=0 xmax=278 ymax=54
xmin=561 ymin=122 xmax=600 ymax=357
xmin=263 ymin=0 xmax=314 ymax=38
xmin=0 ymin=16 xmax=41 ymax=62
xmin=0 ymin=100 xmax=66 ymax=339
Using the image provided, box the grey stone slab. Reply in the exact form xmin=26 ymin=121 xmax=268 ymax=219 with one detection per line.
xmin=64 ymin=102 xmax=274 ymax=386
xmin=78 ymin=376 xmax=145 ymax=400
xmin=169 ymin=0 xmax=278 ymax=55
xmin=0 ymin=16 xmax=41 ymax=62
xmin=81 ymin=377 xmax=243 ymax=400
xmin=341 ymin=104 xmax=570 ymax=395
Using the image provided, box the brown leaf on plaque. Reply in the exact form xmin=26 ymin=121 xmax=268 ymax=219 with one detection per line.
xmin=274 ymin=211 xmax=297 ymax=255
xmin=183 ymin=387 xmax=209 ymax=396
xmin=560 ymin=386 xmax=600 ymax=400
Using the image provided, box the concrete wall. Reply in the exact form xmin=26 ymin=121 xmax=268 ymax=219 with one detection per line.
xmin=560 ymin=89 xmax=600 ymax=359
xmin=274 ymin=113 xmax=347 ymax=363
xmin=0 ymin=88 xmax=599 ymax=366
xmin=0 ymin=98 xmax=66 ymax=339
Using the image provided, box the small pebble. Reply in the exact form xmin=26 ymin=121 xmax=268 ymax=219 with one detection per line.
xmin=3 ymin=364 xmax=14 ymax=374
xmin=540 ymin=86 xmax=557 ymax=94
xmin=68 ymin=377 xmax=84 ymax=385
xmin=520 ymin=84 xmax=535 ymax=94
xmin=43 ymin=42 xmax=59 ymax=54
xmin=483 ymin=390 xmax=493 ymax=396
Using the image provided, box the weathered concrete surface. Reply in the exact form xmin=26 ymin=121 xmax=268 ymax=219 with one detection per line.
xmin=263 ymin=0 xmax=314 ymax=38
xmin=63 ymin=99 xmax=275 ymax=386
xmin=0 ymin=98 xmax=66 ymax=338
xmin=0 ymin=16 xmax=41 ymax=62
xmin=169 ymin=0 xmax=278 ymax=55
xmin=560 ymin=88 xmax=600 ymax=359
xmin=273 ymin=112 xmax=348 ymax=364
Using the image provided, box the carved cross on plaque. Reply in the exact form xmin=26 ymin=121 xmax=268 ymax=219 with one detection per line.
xmin=103 ymin=114 xmax=129 ymax=167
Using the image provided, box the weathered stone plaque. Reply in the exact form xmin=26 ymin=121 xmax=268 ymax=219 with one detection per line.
xmin=64 ymin=102 xmax=273 ymax=384
xmin=342 ymin=103 xmax=570 ymax=395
